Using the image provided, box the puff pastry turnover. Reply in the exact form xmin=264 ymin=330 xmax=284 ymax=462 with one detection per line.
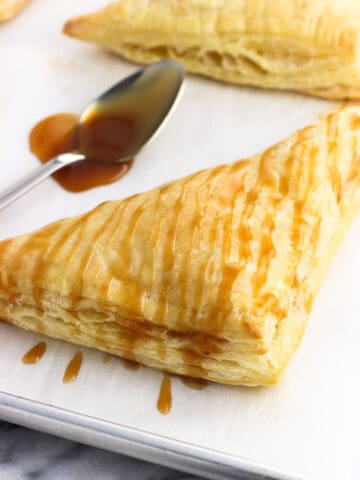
xmin=1 ymin=107 xmax=360 ymax=386
xmin=0 ymin=0 xmax=28 ymax=22
xmin=63 ymin=0 xmax=360 ymax=99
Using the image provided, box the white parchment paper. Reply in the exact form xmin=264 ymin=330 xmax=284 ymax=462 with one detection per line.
xmin=0 ymin=2 xmax=359 ymax=479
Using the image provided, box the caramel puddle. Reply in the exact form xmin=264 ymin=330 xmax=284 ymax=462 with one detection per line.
xmin=29 ymin=113 xmax=132 ymax=193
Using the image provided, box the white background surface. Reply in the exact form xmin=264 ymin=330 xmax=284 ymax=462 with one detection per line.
xmin=0 ymin=1 xmax=359 ymax=479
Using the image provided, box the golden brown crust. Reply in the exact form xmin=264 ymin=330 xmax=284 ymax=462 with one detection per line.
xmin=63 ymin=0 xmax=360 ymax=99
xmin=0 ymin=0 xmax=28 ymax=22
xmin=1 ymin=107 xmax=360 ymax=385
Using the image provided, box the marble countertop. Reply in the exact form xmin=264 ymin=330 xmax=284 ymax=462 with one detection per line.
xmin=0 ymin=422 xmax=204 ymax=480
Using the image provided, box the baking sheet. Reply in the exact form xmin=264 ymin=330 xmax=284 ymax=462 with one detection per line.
xmin=1 ymin=1 xmax=360 ymax=479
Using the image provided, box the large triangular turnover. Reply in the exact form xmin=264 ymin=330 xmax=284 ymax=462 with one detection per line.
xmin=1 ymin=107 xmax=360 ymax=386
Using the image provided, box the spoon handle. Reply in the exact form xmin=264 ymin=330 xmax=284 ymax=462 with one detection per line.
xmin=0 ymin=157 xmax=67 ymax=211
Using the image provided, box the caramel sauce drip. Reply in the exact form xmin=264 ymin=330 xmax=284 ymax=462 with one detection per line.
xmin=175 ymin=330 xmax=222 ymax=376
xmin=180 ymin=376 xmax=209 ymax=390
xmin=212 ymin=164 xmax=247 ymax=325
xmin=31 ymin=212 xmax=95 ymax=311
xmin=21 ymin=341 xmax=47 ymax=364
xmin=29 ymin=113 xmax=132 ymax=192
xmin=102 ymin=354 xmax=111 ymax=364
xmin=122 ymin=359 xmax=140 ymax=371
xmin=157 ymin=374 xmax=172 ymax=415
xmin=97 ymin=203 xmax=125 ymax=299
xmin=63 ymin=351 xmax=83 ymax=383
xmin=152 ymin=175 xmax=198 ymax=324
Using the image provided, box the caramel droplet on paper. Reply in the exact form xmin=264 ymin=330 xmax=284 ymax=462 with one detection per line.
xmin=157 ymin=374 xmax=172 ymax=415
xmin=63 ymin=351 xmax=83 ymax=383
xmin=21 ymin=342 xmax=47 ymax=364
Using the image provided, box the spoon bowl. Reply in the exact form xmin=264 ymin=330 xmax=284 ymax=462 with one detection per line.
xmin=0 ymin=60 xmax=185 ymax=209
xmin=79 ymin=60 xmax=185 ymax=163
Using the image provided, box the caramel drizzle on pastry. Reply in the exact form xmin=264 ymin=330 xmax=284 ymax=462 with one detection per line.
xmin=2 ymin=108 xmax=360 ymax=385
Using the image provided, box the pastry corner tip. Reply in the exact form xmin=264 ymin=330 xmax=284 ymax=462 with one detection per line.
xmin=0 ymin=0 xmax=28 ymax=22
xmin=62 ymin=17 xmax=81 ymax=38
xmin=62 ymin=11 xmax=96 ymax=39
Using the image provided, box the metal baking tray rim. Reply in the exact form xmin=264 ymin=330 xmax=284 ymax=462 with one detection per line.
xmin=0 ymin=390 xmax=310 ymax=480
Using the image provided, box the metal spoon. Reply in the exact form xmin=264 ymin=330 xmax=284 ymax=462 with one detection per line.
xmin=0 ymin=60 xmax=185 ymax=210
